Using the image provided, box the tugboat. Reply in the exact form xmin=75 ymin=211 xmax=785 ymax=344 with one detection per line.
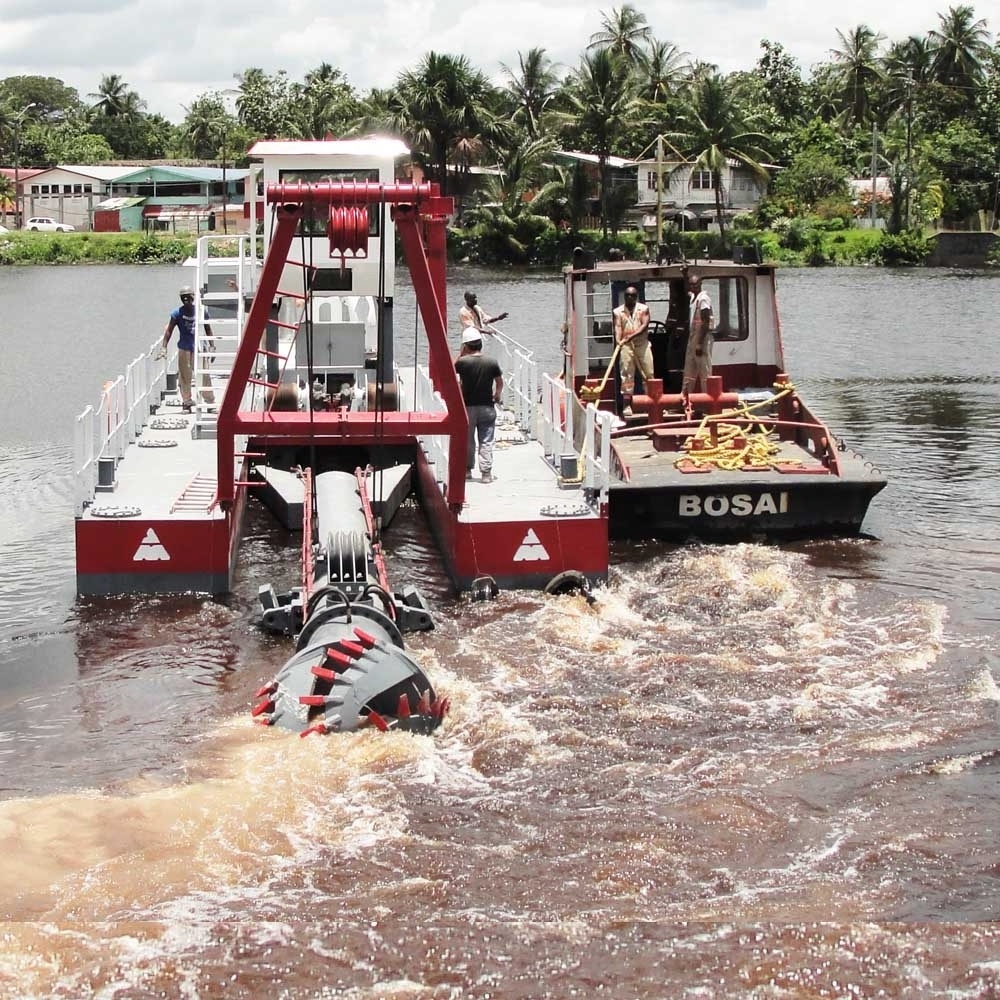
xmin=561 ymin=247 xmax=887 ymax=541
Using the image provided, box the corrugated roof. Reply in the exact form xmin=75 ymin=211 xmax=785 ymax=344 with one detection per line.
xmin=95 ymin=196 xmax=146 ymax=210
xmin=556 ymin=150 xmax=635 ymax=169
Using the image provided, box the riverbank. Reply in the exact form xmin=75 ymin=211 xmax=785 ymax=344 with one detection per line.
xmin=0 ymin=226 xmax=949 ymax=268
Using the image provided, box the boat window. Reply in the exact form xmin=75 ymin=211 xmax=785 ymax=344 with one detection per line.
xmin=278 ymin=168 xmax=381 ymax=238
xmin=703 ymin=276 xmax=749 ymax=342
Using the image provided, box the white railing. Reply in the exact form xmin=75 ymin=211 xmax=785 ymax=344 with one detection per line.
xmin=482 ymin=326 xmax=537 ymax=434
xmin=539 ymin=373 xmax=613 ymax=503
xmin=191 ymin=234 xmax=259 ymax=430
xmin=411 ymin=365 xmax=451 ymax=486
xmin=73 ymin=337 xmax=174 ymax=515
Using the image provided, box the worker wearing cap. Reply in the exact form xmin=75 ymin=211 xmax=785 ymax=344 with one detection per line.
xmin=455 ymin=328 xmax=504 ymax=483
xmin=159 ymin=285 xmax=215 ymax=412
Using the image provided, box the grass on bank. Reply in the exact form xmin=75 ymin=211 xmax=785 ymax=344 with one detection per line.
xmin=0 ymin=223 xmax=928 ymax=268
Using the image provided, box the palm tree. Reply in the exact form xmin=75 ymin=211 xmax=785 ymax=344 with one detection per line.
xmin=182 ymin=96 xmax=226 ymax=159
xmin=667 ymin=73 xmax=771 ymax=236
xmin=378 ymin=52 xmax=506 ymax=198
xmin=561 ymin=48 xmax=641 ymax=236
xmin=501 ymin=48 xmax=560 ymax=140
xmin=929 ymin=4 xmax=990 ymax=92
xmin=89 ymin=74 xmax=144 ymax=118
xmin=464 ymin=137 xmax=557 ymax=263
xmin=588 ymin=4 xmax=652 ymax=64
xmin=636 ymin=40 xmax=689 ymax=105
xmin=297 ymin=63 xmax=356 ymax=139
xmin=829 ymin=24 xmax=885 ymax=128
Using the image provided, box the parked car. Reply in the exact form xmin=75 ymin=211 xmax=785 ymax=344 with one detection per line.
xmin=24 ymin=217 xmax=75 ymax=232
xmin=0 ymin=224 xmax=10 ymax=234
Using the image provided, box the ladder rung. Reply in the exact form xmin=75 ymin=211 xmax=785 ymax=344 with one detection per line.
xmin=271 ymin=319 xmax=299 ymax=330
xmin=236 ymin=451 xmax=267 ymax=457
xmin=256 ymin=349 xmax=284 ymax=359
xmin=276 ymin=289 xmax=307 ymax=300
xmin=249 ymin=378 xmax=279 ymax=389
xmin=234 ymin=480 xmax=264 ymax=487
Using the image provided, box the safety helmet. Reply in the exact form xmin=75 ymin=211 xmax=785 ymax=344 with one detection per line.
xmin=179 ymin=285 xmax=194 ymax=297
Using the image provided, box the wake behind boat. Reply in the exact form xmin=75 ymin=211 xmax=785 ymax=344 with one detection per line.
xmin=560 ymin=250 xmax=887 ymax=541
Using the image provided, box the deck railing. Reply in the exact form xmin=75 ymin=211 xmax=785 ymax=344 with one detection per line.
xmin=539 ymin=374 xmax=613 ymax=504
xmin=410 ymin=365 xmax=451 ymax=487
xmin=73 ymin=337 xmax=173 ymax=515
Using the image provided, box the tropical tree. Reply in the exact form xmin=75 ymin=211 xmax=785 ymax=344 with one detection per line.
xmin=500 ymin=48 xmax=560 ymax=140
xmin=235 ymin=68 xmax=301 ymax=139
xmin=89 ymin=74 xmax=144 ymax=118
xmin=560 ymin=47 xmax=641 ymax=236
xmin=929 ymin=4 xmax=990 ymax=94
xmin=295 ymin=63 xmax=358 ymax=139
xmin=376 ymin=52 xmax=506 ymax=199
xmin=464 ymin=137 xmax=558 ymax=263
xmin=668 ymin=73 xmax=771 ymax=235
xmin=635 ymin=40 xmax=688 ymax=105
xmin=182 ymin=94 xmax=228 ymax=159
xmin=588 ymin=3 xmax=653 ymax=64
xmin=0 ymin=75 xmax=84 ymax=123
xmin=827 ymin=24 xmax=886 ymax=129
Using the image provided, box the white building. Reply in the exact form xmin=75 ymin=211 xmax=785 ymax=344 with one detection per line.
xmin=23 ymin=166 xmax=135 ymax=230
xmin=635 ymin=158 xmax=769 ymax=231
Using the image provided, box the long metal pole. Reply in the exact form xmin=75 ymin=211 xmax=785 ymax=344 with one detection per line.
xmin=870 ymin=123 xmax=877 ymax=229
xmin=13 ymin=103 xmax=37 ymax=228
xmin=655 ymin=134 xmax=664 ymax=246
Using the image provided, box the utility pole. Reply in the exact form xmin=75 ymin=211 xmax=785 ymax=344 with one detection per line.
xmin=655 ymin=134 xmax=664 ymax=247
xmin=870 ymin=123 xmax=878 ymax=229
xmin=904 ymin=74 xmax=913 ymax=231
xmin=13 ymin=102 xmax=37 ymax=228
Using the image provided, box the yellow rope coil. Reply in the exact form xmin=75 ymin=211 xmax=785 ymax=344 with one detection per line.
xmin=674 ymin=383 xmax=799 ymax=472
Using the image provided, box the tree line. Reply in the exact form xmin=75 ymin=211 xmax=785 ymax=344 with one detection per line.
xmin=2 ymin=3 xmax=998 ymax=263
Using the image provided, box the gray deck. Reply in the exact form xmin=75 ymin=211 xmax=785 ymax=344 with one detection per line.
xmin=613 ymin=431 xmax=884 ymax=489
xmin=82 ymin=398 xmax=228 ymax=522
xmin=457 ymin=417 xmax=595 ymax=524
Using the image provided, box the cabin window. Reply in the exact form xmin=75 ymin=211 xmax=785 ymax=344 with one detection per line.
xmin=278 ymin=168 xmax=381 ymax=239
xmin=703 ymin=276 xmax=749 ymax=342
xmin=690 ymin=170 xmax=712 ymax=190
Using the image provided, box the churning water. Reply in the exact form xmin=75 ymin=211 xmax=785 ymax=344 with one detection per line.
xmin=0 ymin=263 xmax=999 ymax=998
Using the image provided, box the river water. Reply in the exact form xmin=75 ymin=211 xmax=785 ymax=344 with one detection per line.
xmin=1 ymin=262 xmax=999 ymax=998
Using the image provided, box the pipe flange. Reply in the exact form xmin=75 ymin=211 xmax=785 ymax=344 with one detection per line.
xmin=149 ymin=416 xmax=189 ymax=430
xmin=138 ymin=438 xmax=179 ymax=448
xmin=90 ymin=504 xmax=143 ymax=518
xmin=540 ymin=503 xmax=592 ymax=518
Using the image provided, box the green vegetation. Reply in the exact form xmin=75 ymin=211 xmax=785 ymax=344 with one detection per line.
xmin=0 ymin=231 xmax=241 ymax=266
xmin=2 ymin=4 xmax=998 ymax=267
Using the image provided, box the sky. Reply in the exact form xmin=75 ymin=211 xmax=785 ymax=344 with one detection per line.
xmin=0 ymin=0 xmax=987 ymax=123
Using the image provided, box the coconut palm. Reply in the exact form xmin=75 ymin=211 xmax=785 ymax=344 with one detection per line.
xmin=378 ymin=52 xmax=507 ymax=198
xmin=89 ymin=74 xmax=144 ymax=118
xmin=929 ymin=4 xmax=990 ymax=92
xmin=635 ymin=40 xmax=689 ymax=106
xmin=297 ymin=63 xmax=356 ymax=139
xmin=500 ymin=48 xmax=560 ymax=140
xmin=667 ymin=73 xmax=771 ymax=236
xmin=828 ymin=24 xmax=886 ymax=128
xmin=560 ymin=47 xmax=641 ymax=237
xmin=588 ymin=4 xmax=652 ymax=64
xmin=464 ymin=137 xmax=557 ymax=262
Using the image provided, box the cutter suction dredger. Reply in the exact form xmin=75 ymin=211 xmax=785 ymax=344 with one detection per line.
xmin=74 ymin=138 xmax=608 ymax=603
xmin=253 ymin=469 xmax=446 ymax=737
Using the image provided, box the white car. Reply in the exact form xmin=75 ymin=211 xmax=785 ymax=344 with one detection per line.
xmin=24 ymin=217 xmax=75 ymax=233
xmin=0 ymin=224 xmax=9 ymax=234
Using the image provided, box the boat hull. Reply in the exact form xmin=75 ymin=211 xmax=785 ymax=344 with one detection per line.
xmin=608 ymin=471 xmax=886 ymax=542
